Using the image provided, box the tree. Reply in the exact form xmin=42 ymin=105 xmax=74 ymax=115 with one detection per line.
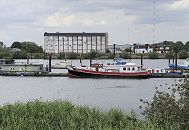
xmin=120 ymin=52 xmax=129 ymax=59
xmin=105 ymin=49 xmax=111 ymax=53
xmin=67 ymin=52 xmax=78 ymax=59
xmin=172 ymin=41 xmax=184 ymax=69
xmin=11 ymin=41 xmax=22 ymax=49
xmin=148 ymin=52 xmax=159 ymax=59
xmin=142 ymin=79 xmax=189 ymax=130
xmin=124 ymin=48 xmax=131 ymax=52
xmin=165 ymin=52 xmax=174 ymax=59
xmin=0 ymin=41 xmax=3 ymax=48
xmin=184 ymin=41 xmax=189 ymax=52
xmin=88 ymin=50 xmax=97 ymax=59
xmin=12 ymin=51 xmax=27 ymax=59
xmin=172 ymin=41 xmax=184 ymax=53
xmin=178 ymin=50 xmax=188 ymax=59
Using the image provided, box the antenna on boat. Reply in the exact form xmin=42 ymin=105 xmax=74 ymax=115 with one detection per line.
xmin=153 ymin=0 xmax=156 ymax=44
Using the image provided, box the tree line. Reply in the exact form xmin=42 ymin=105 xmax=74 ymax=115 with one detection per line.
xmin=0 ymin=41 xmax=43 ymax=59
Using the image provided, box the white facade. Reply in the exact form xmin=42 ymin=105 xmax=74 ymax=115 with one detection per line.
xmin=134 ymin=48 xmax=153 ymax=54
xmin=44 ymin=32 xmax=108 ymax=53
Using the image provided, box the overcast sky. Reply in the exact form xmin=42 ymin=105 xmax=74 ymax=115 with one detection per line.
xmin=0 ymin=0 xmax=189 ymax=46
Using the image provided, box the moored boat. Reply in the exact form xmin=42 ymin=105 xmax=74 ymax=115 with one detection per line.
xmin=68 ymin=60 xmax=150 ymax=78
xmin=52 ymin=61 xmax=71 ymax=69
xmin=169 ymin=58 xmax=189 ymax=70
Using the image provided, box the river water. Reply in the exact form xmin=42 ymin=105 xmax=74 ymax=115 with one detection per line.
xmin=0 ymin=59 xmax=183 ymax=115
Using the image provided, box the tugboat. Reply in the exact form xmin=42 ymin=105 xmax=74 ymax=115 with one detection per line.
xmin=67 ymin=59 xmax=150 ymax=78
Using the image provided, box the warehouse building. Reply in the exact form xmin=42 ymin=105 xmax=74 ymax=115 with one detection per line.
xmin=44 ymin=32 xmax=108 ymax=53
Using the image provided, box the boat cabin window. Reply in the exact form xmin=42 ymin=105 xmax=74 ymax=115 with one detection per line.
xmin=132 ymin=67 xmax=135 ymax=71
xmin=123 ymin=67 xmax=126 ymax=71
xmin=128 ymin=68 xmax=130 ymax=71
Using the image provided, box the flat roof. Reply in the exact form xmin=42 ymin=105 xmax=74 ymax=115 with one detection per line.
xmin=44 ymin=32 xmax=108 ymax=37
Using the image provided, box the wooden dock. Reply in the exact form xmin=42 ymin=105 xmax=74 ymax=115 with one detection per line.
xmin=0 ymin=73 xmax=70 ymax=77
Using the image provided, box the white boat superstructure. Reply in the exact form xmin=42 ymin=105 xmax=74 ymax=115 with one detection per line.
xmin=52 ymin=61 xmax=72 ymax=69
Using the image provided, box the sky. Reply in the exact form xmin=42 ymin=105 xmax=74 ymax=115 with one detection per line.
xmin=0 ymin=0 xmax=189 ymax=47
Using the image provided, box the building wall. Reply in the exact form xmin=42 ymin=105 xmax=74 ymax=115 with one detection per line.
xmin=44 ymin=32 xmax=108 ymax=53
xmin=134 ymin=48 xmax=153 ymax=54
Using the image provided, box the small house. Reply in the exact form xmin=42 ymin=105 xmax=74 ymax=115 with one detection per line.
xmin=133 ymin=44 xmax=153 ymax=54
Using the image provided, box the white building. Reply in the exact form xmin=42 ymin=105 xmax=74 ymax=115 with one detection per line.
xmin=44 ymin=32 xmax=108 ymax=53
xmin=133 ymin=44 xmax=153 ymax=54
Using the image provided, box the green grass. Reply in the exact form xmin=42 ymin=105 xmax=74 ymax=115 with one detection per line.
xmin=0 ymin=100 xmax=178 ymax=130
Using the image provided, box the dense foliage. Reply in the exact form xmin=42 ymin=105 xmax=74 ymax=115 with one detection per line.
xmin=148 ymin=52 xmax=159 ymax=59
xmin=142 ymin=79 xmax=189 ymax=130
xmin=178 ymin=50 xmax=188 ymax=59
xmin=120 ymin=52 xmax=129 ymax=59
xmin=0 ymin=100 xmax=174 ymax=130
xmin=11 ymin=41 xmax=43 ymax=53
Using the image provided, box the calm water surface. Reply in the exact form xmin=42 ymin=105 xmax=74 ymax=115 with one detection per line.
xmin=0 ymin=59 xmax=181 ymax=114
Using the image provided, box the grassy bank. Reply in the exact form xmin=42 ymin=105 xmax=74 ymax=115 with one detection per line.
xmin=0 ymin=100 xmax=177 ymax=130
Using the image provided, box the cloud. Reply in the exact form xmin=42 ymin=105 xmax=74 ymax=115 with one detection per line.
xmin=0 ymin=0 xmax=189 ymax=46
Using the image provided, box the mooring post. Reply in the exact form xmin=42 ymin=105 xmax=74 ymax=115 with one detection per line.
xmin=49 ymin=53 xmax=52 ymax=72
xmin=175 ymin=53 xmax=177 ymax=70
xmin=113 ymin=44 xmax=116 ymax=58
xmin=27 ymin=54 xmax=29 ymax=64
xmin=90 ymin=58 xmax=92 ymax=67
xmin=129 ymin=47 xmax=132 ymax=60
xmin=80 ymin=53 xmax=82 ymax=67
xmin=141 ymin=54 xmax=143 ymax=67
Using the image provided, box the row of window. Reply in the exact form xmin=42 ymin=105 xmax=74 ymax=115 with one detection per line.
xmin=123 ymin=67 xmax=140 ymax=71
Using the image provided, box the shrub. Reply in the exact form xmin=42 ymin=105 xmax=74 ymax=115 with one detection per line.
xmin=178 ymin=50 xmax=188 ymax=59
xmin=165 ymin=52 xmax=174 ymax=59
xmin=142 ymin=79 xmax=189 ymax=130
xmin=105 ymin=49 xmax=111 ymax=53
xmin=12 ymin=51 xmax=27 ymax=59
xmin=57 ymin=53 xmax=66 ymax=59
xmin=120 ymin=52 xmax=129 ymax=59
xmin=34 ymin=53 xmax=43 ymax=59
xmin=148 ymin=52 xmax=159 ymax=59
xmin=0 ymin=100 xmax=168 ymax=130
xmin=67 ymin=52 xmax=78 ymax=59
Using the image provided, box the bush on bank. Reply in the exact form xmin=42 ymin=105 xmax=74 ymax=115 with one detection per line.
xmin=142 ymin=79 xmax=189 ymax=130
xmin=148 ymin=52 xmax=159 ymax=59
xmin=0 ymin=100 xmax=172 ymax=130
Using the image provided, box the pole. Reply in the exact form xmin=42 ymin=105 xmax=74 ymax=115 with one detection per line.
xmin=90 ymin=58 xmax=92 ymax=67
xmin=80 ymin=53 xmax=82 ymax=67
xmin=141 ymin=54 xmax=143 ymax=67
xmin=27 ymin=54 xmax=29 ymax=64
xmin=113 ymin=44 xmax=116 ymax=58
xmin=49 ymin=53 xmax=52 ymax=72
xmin=175 ymin=53 xmax=177 ymax=70
xmin=129 ymin=47 xmax=132 ymax=60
